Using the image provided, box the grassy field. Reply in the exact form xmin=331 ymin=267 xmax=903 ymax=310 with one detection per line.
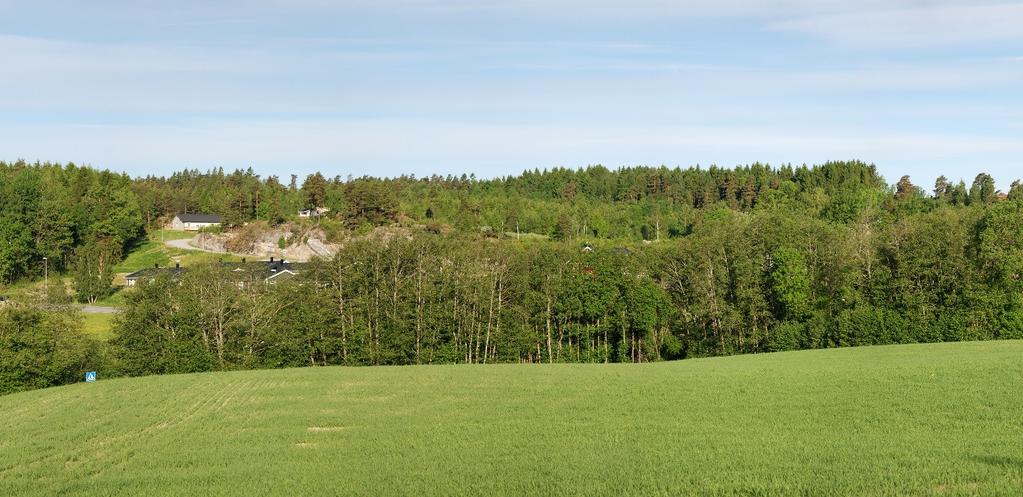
xmin=81 ymin=312 xmax=116 ymax=341
xmin=155 ymin=229 xmax=199 ymax=241
xmin=114 ymin=235 xmax=243 ymax=274
xmin=1 ymin=341 xmax=1021 ymax=496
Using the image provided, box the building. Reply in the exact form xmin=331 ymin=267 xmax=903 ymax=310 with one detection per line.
xmin=298 ymin=207 xmax=330 ymax=218
xmin=171 ymin=213 xmax=223 ymax=231
xmin=125 ymin=264 xmax=186 ymax=287
xmin=124 ymin=258 xmax=307 ymax=289
xmin=222 ymin=258 xmax=307 ymax=287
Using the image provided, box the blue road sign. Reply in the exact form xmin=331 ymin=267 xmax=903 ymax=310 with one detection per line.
xmin=85 ymin=371 xmax=97 ymax=382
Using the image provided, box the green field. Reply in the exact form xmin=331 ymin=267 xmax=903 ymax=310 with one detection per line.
xmin=81 ymin=312 xmax=116 ymax=341
xmin=1 ymin=341 xmax=1021 ymax=496
xmin=114 ymin=236 xmax=243 ymax=274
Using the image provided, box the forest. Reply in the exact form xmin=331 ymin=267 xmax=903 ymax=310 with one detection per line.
xmin=2 ymin=159 xmax=1023 ymax=394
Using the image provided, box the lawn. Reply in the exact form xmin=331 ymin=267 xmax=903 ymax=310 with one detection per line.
xmin=115 ymin=238 xmax=243 ymax=274
xmin=1 ymin=341 xmax=1021 ymax=496
xmin=154 ymin=229 xmax=198 ymax=241
xmin=81 ymin=312 xmax=116 ymax=341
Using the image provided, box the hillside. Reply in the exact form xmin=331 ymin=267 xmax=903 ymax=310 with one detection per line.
xmin=2 ymin=341 xmax=1021 ymax=496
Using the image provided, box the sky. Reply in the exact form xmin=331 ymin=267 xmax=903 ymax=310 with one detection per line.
xmin=1 ymin=1 xmax=1021 ymax=188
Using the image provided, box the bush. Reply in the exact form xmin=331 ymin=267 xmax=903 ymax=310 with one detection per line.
xmin=766 ymin=321 xmax=803 ymax=352
xmin=660 ymin=333 xmax=683 ymax=359
xmin=224 ymin=221 xmax=268 ymax=253
xmin=0 ymin=306 xmax=100 ymax=395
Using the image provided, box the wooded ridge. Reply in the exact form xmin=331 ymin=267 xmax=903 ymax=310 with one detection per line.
xmin=2 ymin=160 xmax=1022 ymax=394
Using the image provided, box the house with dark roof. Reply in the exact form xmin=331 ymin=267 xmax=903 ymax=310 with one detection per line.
xmin=222 ymin=258 xmax=308 ymax=287
xmin=124 ymin=258 xmax=307 ymax=289
xmin=171 ymin=213 xmax=223 ymax=231
xmin=124 ymin=264 xmax=187 ymax=287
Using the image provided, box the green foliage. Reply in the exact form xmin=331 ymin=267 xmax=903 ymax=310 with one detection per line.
xmin=0 ymin=161 xmax=144 ymax=284
xmin=45 ymin=281 xmax=73 ymax=305
xmin=978 ymin=200 xmax=1023 ymax=290
xmin=301 ymin=172 xmax=327 ymax=208
xmin=108 ymin=275 xmax=215 ymax=376
xmin=970 ymin=173 xmax=997 ymax=205
xmin=344 ymin=180 xmax=399 ymax=227
xmin=0 ymin=221 xmax=33 ymax=284
xmin=6 ymin=159 xmax=1023 ymax=394
xmin=766 ymin=321 xmax=804 ymax=351
xmin=769 ymin=247 xmax=812 ymax=320
xmin=124 ymin=160 xmax=895 ymax=241
xmin=0 ymin=305 xmax=100 ymax=395
xmin=72 ymin=238 xmax=120 ymax=304
xmin=1008 ymin=180 xmax=1023 ymax=201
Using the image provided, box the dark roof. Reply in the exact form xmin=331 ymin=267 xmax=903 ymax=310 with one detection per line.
xmin=175 ymin=213 xmax=223 ymax=223
xmin=220 ymin=260 xmax=308 ymax=281
xmin=125 ymin=267 xmax=187 ymax=280
xmin=125 ymin=260 xmax=308 ymax=283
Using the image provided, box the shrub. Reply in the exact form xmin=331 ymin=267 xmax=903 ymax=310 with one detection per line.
xmin=0 ymin=306 xmax=100 ymax=395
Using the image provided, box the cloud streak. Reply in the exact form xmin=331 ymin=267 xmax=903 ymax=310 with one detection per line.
xmin=0 ymin=0 xmax=1019 ymax=187
xmin=772 ymin=3 xmax=1023 ymax=48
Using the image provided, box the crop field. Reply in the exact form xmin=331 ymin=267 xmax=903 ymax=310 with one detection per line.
xmin=1 ymin=341 xmax=1021 ymax=496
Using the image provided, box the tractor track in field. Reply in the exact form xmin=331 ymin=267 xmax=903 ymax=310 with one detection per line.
xmin=0 ymin=378 xmax=262 ymax=479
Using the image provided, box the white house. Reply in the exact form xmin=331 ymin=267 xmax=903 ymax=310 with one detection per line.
xmin=171 ymin=213 xmax=223 ymax=231
xmin=298 ymin=207 xmax=330 ymax=218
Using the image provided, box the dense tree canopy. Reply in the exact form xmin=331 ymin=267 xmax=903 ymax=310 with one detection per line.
xmin=0 ymin=161 xmax=143 ymax=285
xmin=3 ymin=159 xmax=1023 ymax=394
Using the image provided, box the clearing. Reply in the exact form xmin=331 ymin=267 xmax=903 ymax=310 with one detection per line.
xmin=115 ymin=232 xmax=244 ymax=275
xmin=1 ymin=341 xmax=1021 ymax=496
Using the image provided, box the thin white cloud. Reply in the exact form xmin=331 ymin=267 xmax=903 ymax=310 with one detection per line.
xmin=0 ymin=35 xmax=274 ymax=74
xmin=772 ymin=3 xmax=1023 ymax=48
xmin=250 ymin=0 xmax=945 ymax=18
xmin=1 ymin=0 xmax=979 ymax=25
xmin=1 ymin=0 xmax=1020 ymax=188
xmin=2 ymin=32 xmax=1020 ymax=116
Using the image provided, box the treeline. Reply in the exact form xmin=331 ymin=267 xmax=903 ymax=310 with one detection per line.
xmin=4 ymin=159 xmax=900 ymax=284
xmin=6 ymin=160 xmax=1020 ymax=283
xmin=129 ymin=160 xmax=899 ymax=238
xmin=0 ymin=162 xmax=144 ymax=299
xmin=107 ymin=195 xmax=1023 ymax=375
xmin=4 ymin=159 xmax=1023 ymax=394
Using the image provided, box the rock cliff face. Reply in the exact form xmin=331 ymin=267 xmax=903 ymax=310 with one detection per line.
xmin=193 ymin=224 xmax=338 ymax=261
xmin=187 ymin=224 xmax=415 ymax=261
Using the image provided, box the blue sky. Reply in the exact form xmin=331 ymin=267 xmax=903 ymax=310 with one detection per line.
xmin=1 ymin=1 xmax=1021 ymax=188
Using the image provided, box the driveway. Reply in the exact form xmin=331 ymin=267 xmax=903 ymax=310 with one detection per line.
xmin=165 ymin=237 xmax=223 ymax=253
xmin=82 ymin=305 xmax=120 ymax=314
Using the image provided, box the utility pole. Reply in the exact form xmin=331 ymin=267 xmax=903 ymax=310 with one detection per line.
xmin=42 ymin=257 xmax=48 ymax=288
